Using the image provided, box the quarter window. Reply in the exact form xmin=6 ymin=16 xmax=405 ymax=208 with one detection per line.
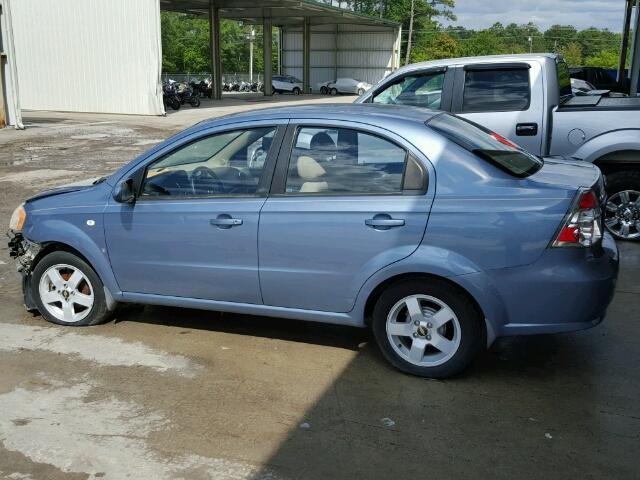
xmin=285 ymin=127 xmax=408 ymax=195
xmin=462 ymin=68 xmax=530 ymax=112
xmin=372 ymin=72 xmax=444 ymax=109
xmin=141 ymin=127 xmax=276 ymax=197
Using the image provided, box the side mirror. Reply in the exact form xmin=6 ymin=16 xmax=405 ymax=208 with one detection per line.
xmin=113 ymin=178 xmax=136 ymax=204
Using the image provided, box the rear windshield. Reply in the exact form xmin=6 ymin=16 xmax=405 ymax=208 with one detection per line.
xmin=427 ymin=113 xmax=543 ymax=178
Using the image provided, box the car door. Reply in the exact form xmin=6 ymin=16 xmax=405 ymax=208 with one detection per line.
xmin=452 ymin=62 xmax=545 ymax=155
xmin=258 ymin=121 xmax=434 ymax=313
xmin=103 ymin=122 xmax=285 ymax=303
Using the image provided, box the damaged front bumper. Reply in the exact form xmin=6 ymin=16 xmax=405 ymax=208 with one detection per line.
xmin=7 ymin=230 xmax=41 ymax=311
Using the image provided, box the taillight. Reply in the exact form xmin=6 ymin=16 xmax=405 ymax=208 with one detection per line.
xmin=552 ymin=190 xmax=603 ymax=248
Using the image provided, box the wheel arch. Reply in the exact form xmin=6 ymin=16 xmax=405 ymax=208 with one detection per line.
xmin=593 ymin=149 xmax=640 ymax=175
xmin=362 ymin=272 xmax=492 ymax=347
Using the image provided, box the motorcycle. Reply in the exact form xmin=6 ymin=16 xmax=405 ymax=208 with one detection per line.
xmin=162 ymin=83 xmax=181 ymax=111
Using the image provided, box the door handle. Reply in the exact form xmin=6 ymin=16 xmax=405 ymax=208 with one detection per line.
xmin=365 ymin=214 xmax=405 ymax=230
xmin=210 ymin=215 xmax=243 ymax=229
xmin=516 ymin=123 xmax=538 ymax=136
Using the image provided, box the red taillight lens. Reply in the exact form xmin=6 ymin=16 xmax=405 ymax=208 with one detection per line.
xmin=552 ymin=190 xmax=603 ymax=248
xmin=490 ymin=132 xmax=520 ymax=149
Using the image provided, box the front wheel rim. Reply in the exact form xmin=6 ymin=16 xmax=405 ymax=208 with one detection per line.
xmin=604 ymin=190 xmax=640 ymax=239
xmin=38 ymin=264 xmax=95 ymax=323
xmin=386 ymin=294 xmax=461 ymax=367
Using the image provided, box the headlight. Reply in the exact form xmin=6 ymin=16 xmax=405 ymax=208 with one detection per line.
xmin=9 ymin=203 xmax=26 ymax=231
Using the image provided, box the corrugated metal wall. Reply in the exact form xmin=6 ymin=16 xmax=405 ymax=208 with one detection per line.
xmin=281 ymin=23 xmax=400 ymax=89
xmin=10 ymin=0 xmax=164 ymax=115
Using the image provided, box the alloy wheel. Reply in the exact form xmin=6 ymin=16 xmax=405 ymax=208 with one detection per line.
xmin=38 ymin=264 xmax=95 ymax=323
xmin=605 ymin=190 xmax=640 ymax=240
xmin=386 ymin=294 xmax=461 ymax=367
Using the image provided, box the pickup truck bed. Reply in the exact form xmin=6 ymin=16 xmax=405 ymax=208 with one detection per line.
xmin=560 ymin=95 xmax=640 ymax=110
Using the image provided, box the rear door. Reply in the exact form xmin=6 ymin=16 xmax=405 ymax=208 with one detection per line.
xmin=452 ymin=62 xmax=545 ymax=155
xmin=258 ymin=121 xmax=434 ymax=313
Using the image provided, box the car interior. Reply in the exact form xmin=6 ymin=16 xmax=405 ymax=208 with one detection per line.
xmin=141 ymin=128 xmax=275 ymax=197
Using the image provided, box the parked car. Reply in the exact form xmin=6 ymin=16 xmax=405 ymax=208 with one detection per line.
xmin=272 ymin=75 xmax=303 ymax=95
xmin=7 ymin=104 xmax=619 ymax=378
xmin=320 ymin=78 xmax=372 ymax=95
xmin=358 ymin=53 xmax=640 ymax=241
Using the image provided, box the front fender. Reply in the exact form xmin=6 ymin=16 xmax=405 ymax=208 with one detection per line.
xmin=24 ymin=218 xmax=121 ymax=297
xmin=572 ymin=129 xmax=640 ymax=164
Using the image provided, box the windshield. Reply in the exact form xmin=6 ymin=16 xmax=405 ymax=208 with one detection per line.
xmin=427 ymin=113 xmax=543 ymax=178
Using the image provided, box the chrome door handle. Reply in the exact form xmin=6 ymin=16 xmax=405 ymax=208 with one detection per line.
xmin=210 ymin=215 xmax=243 ymax=229
xmin=365 ymin=215 xmax=405 ymax=230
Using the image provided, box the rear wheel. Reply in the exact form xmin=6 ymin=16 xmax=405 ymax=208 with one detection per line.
xmin=604 ymin=170 xmax=640 ymax=241
xmin=190 ymin=96 xmax=201 ymax=107
xmin=32 ymin=251 xmax=111 ymax=327
xmin=372 ymin=279 xmax=483 ymax=378
xmin=330 ymin=87 xmax=338 ymax=96
xmin=357 ymin=87 xmax=365 ymax=96
xmin=292 ymin=87 xmax=301 ymax=95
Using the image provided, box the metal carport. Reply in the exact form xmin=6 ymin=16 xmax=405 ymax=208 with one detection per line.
xmin=160 ymin=0 xmax=401 ymax=99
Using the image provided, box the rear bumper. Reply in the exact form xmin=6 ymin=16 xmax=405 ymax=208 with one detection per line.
xmin=487 ymin=232 xmax=619 ymax=337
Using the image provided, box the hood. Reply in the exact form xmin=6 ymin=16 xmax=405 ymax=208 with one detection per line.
xmin=25 ymin=177 xmax=104 ymax=203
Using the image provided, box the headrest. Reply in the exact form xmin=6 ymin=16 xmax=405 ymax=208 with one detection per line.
xmin=297 ymin=156 xmax=326 ymax=180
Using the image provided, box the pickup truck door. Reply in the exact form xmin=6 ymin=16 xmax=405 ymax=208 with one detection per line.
xmin=451 ymin=62 xmax=545 ymax=155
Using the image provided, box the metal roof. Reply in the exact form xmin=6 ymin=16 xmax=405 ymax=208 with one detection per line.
xmin=159 ymin=0 xmax=399 ymax=27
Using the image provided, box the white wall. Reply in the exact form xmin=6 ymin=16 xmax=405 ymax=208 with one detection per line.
xmin=0 ymin=0 xmax=23 ymax=127
xmin=10 ymin=0 xmax=164 ymax=115
xmin=281 ymin=23 xmax=400 ymax=89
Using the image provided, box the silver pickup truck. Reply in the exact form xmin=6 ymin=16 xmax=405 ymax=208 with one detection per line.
xmin=357 ymin=53 xmax=640 ymax=240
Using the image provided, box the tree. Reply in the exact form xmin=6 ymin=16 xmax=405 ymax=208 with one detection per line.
xmin=585 ymin=50 xmax=620 ymax=69
xmin=560 ymin=42 xmax=583 ymax=66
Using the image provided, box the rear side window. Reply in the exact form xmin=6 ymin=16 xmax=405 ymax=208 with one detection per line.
xmin=427 ymin=113 xmax=543 ymax=178
xmin=462 ymin=68 xmax=530 ymax=112
xmin=556 ymin=59 xmax=573 ymax=98
xmin=285 ymin=127 xmax=411 ymax=195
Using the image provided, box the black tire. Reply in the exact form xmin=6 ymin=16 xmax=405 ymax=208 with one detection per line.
xmin=190 ymin=96 xmax=201 ymax=107
xmin=372 ymin=278 xmax=483 ymax=379
xmin=31 ymin=251 xmax=112 ymax=327
xmin=320 ymin=86 xmax=328 ymax=95
xmin=603 ymin=170 xmax=640 ymax=241
xmin=170 ymin=98 xmax=180 ymax=110
xmin=330 ymin=87 xmax=338 ymax=96
xmin=293 ymin=87 xmax=301 ymax=95
xmin=357 ymin=88 xmax=365 ymax=96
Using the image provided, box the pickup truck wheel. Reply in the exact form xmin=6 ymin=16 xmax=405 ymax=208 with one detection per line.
xmin=32 ymin=251 xmax=112 ymax=326
xmin=604 ymin=171 xmax=640 ymax=241
xmin=372 ymin=279 xmax=483 ymax=379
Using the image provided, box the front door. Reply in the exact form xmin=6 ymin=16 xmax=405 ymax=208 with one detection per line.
xmin=104 ymin=124 xmax=283 ymax=303
xmin=258 ymin=122 xmax=434 ymax=313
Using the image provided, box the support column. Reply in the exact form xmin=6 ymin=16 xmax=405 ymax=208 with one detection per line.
xmin=631 ymin=0 xmax=640 ymax=96
xmin=209 ymin=0 xmax=222 ymax=100
xmin=618 ymin=0 xmax=633 ymax=87
xmin=303 ymin=17 xmax=311 ymax=94
xmin=263 ymin=13 xmax=273 ymax=96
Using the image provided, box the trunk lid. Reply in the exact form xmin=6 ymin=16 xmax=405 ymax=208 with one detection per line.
xmin=527 ymin=156 xmax=602 ymax=196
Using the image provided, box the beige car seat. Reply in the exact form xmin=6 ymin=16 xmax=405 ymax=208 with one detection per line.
xmin=297 ymin=155 xmax=329 ymax=193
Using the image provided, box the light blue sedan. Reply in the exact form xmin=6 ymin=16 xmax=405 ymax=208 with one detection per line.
xmin=7 ymin=105 xmax=619 ymax=378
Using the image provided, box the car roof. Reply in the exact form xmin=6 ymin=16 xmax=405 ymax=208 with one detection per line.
xmin=199 ymin=103 xmax=441 ymax=130
xmin=392 ymin=53 xmax=559 ymax=75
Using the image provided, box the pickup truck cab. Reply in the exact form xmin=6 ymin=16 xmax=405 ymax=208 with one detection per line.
xmin=357 ymin=54 xmax=640 ymax=240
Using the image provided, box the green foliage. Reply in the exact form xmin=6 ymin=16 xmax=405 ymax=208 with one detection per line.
xmin=560 ymin=42 xmax=583 ymax=67
xmin=584 ymin=50 xmax=620 ymax=69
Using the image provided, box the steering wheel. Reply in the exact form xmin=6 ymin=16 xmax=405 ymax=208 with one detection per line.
xmin=190 ymin=166 xmax=224 ymax=195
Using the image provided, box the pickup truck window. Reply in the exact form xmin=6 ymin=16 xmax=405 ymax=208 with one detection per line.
xmin=462 ymin=68 xmax=530 ymax=112
xmin=556 ymin=59 xmax=573 ymax=98
xmin=372 ymin=72 xmax=444 ymax=109
xmin=427 ymin=113 xmax=543 ymax=178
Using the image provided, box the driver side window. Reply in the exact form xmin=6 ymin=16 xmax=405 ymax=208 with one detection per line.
xmin=141 ymin=127 xmax=276 ymax=198
xmin=372 ymin=72 xmax=444 ymax=109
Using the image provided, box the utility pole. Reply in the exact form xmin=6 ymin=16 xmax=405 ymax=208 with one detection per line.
xmin=404 ymin=0 xmax=415 ymax=65
xmin=247 ymin=27 xmax=256 ymax=82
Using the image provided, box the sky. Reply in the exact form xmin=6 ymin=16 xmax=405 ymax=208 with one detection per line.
xmin=444 ymin=0 xmax=628 ymax=31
